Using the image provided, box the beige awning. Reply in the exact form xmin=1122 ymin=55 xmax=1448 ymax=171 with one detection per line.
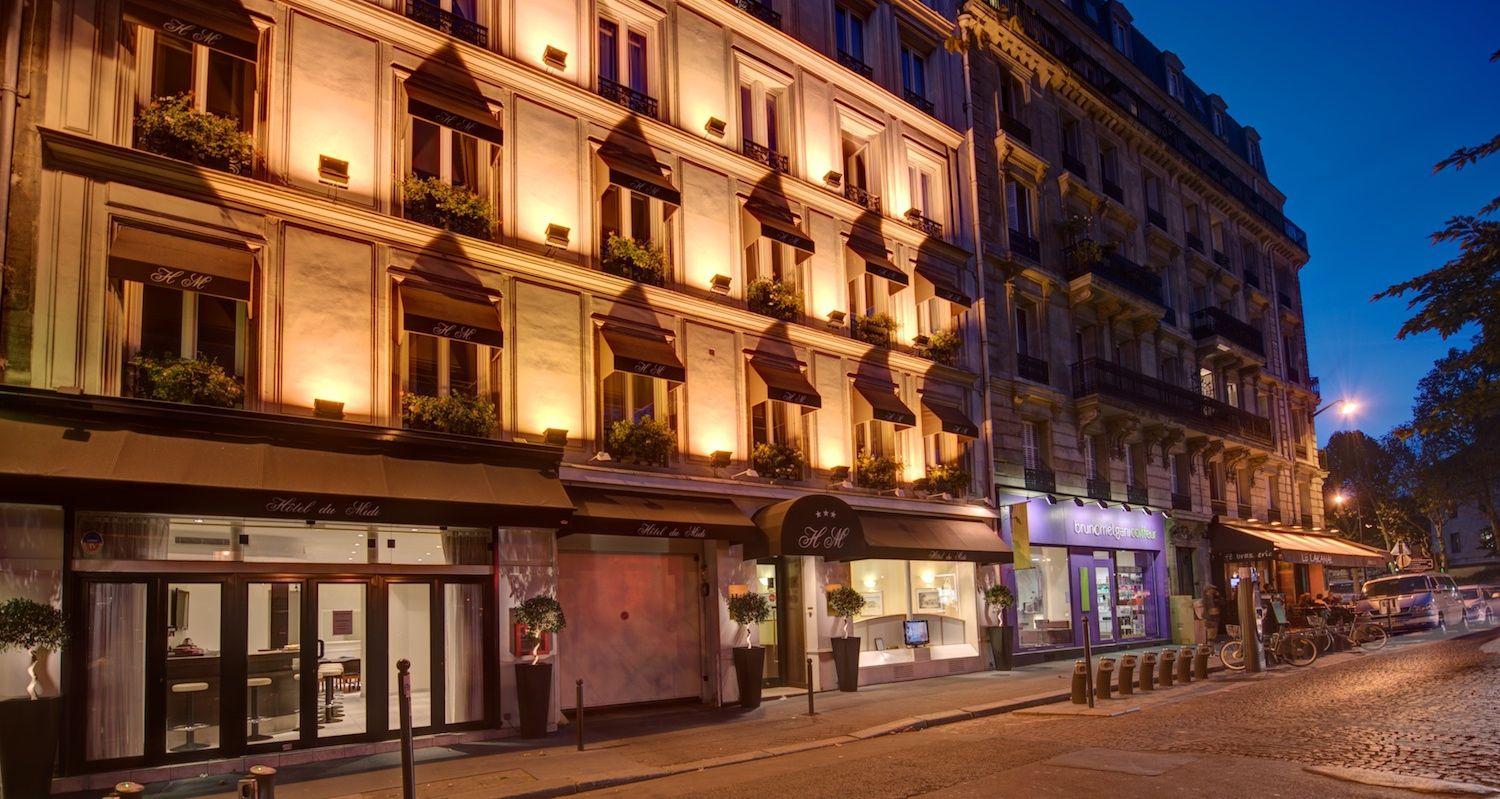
xmin=563 ymin=486 xmax=764 ymax=548
xmin=1211 ymin=523 xmax=1389 ymax=569
xmin=399 ymin=284 xmax=503 ymax=347
xmin=599 ymin=325 xmax=686 ymax=383
xmin=109 ymin=225 xmax=254 ymax=301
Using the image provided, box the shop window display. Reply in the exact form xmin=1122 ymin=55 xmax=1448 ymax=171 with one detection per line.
xmin=849 ymin=559 xmax=977 ymax=664
xmin=1015 ymin=546 xmax=1073 ymax=648
xmin=1113 ymin=550 xmax=1153 ymax=640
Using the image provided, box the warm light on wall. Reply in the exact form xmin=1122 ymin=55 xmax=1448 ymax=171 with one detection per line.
xmin=542 ymin=46 xmax=568 ymax=70
xmin=545 ymin=223 xmax=571 ymax=248
xmin=704 ymin=116 xmax=727 ymax=138
xmin=317 ymin=155 xmax=349 ymax=188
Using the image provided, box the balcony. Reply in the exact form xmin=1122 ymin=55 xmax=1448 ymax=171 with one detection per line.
xmin=844 ymin=183 xmax=881 ymax=212
xmin=1301 ymin=513 xmax=1315 ymax=528
xmin=1278 ymin=290 xmax=1295 ymax=310
xmin=1086 ymin=477 xmax=1112 ymax=501
xmin=905 ymin=208 xmax=942 ymax=238
xmin=903 ymin=89 xmax=935 ymax=115
xmin=1309 ymin=375 xmax=1321 ymax=396
xmin=1267 ymin=507 xmax=1282 ymax=524
xmin=1162 ymin=307 xmax=1178 ymax=327
xmin=1127 ymin=483 xmax=1149 ymax=506
xmin=1017 ymin=352 xmax=1049 ymax=385
xmin=1071 ymin=358 xmax=1274 ymax=446
xmin=1243 ymin=268 xmax=1261 ymax=289
xmin=1236 ymin=502 xmax=1252 ymax=519
xmin=1066 ymin=251 xmax=1164 ymax=307
xmin=1287 ymin=365 xmax=1302 ymax=384
xmin=1061 ymin=152 xmax=1088 ymax=179
xmin=1009 ymin=229 xmax=1040 ymax=262
xmin=1147 ymin=208 xmax=1167 ymax=231
xmin=405 ymin=0 xmax=487 ymax=47
xmin=1102 ymin=179 xmax=1123 ymax=203
xmin=1190 ymin=307 xmax=1266 ymax=357
xmin=1000 ymin=114 xmax=1033 ymax=146
xmin=728 ymin=0 xmax=781 ymax=28
xmin=1172 ymin=492 xmax=1192 ymax=511
xmin=1025 ymin=465 xmax=1056 ymax=493
xmin=838 ymin=50 xmax=874 ymax=79
xmin=597 ymin=77 xmax=658 ymax=118
xmin=1211 ymin=498 xmax=1228 ymax=516
xmin=1185 ymin=233 xmax=1204 ymax=253
xmin=743 ymin=139 xmax=790 ymax=173
xmin=1212 ymin=249 xmax=1229 ymax=268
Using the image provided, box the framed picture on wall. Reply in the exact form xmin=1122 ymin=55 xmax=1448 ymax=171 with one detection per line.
xmin=860 ymin=590 xmax=883 ymax=616
xmin=874 ymin=637 xmax=885 ymax=651
xmin=916 ymin=589 xmax=942 ymax=611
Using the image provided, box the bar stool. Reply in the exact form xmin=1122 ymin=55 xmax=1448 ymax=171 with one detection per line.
xmin=169 ymin=681 xmax=211 ymax=751
xmin=318 ymin=663 xmax=345 ymax=724
xmin=246 ymin=676 xmax=273 ymax=742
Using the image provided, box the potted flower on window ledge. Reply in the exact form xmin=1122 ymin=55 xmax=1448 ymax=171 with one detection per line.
xmin=850 ymin=313 xmax=897 ymax=347
xmin=400 ymin=174 xmax=496 ymax=239
xmin=0 ymin=598 xmax=67 ymax=798
xmin=601 ymin=234 xmax=668 ymax=286
xmin=825 ymin=585 xmax=866 ymax=692
xmin=129 ymin=354 xmax=244 ymax=408
xmin=1056 ymin=212 xmax=1115 ymax=270
xmin=401 ymin=392 xmax=496 ymax=437
xmin=914 ymin=463 xmax=971 ymax=499
xmin=134 ymin=93 xmax=255 ymax=175
xmin=513 ymin=595 xmax=565 ymax=738
xmin=853 ymin=453 xmax=901 ymax=491
xmin=751 ymin=441 xmax=805 ymax=482
xmin=983 ymin=584 xmax=1016 ymax=671
xmin=746 ymin=278 xmax=803 ymax=322
xmin=727 ymin=591 xmax=772 ymax=709
xmin=914 ymin=328 xmax=962 ymax=366
xmin=605 ymin=417 xmax=676 ymax=466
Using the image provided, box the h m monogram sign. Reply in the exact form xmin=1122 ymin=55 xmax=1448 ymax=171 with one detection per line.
xmin=610 ymin=353 xmax=686 ymax=383
xmin=608 ymin=169 xmax=682 ymax=206
xmin=863 ymin=260 xmax=909 ymax=286
xmin=127 ymin=3 xmax=258 ymax=61
xmin=770 ymin=495 xmax=866 ymax=559
xmin=403 ymin=311 xmax=503 ymax=348
xmin=759 ymin=223 xmax=816 ymax=254
xmin=770 ymin=388 xmax=820 ymax=408
xmin=110 ymin=257 xmax=251 ymax=302
xmin=408 ymin=98 xmax=504 ymax=146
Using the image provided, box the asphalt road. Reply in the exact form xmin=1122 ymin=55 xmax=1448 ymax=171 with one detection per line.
xmin=579 ymin=629 xmax=1500 ymax=798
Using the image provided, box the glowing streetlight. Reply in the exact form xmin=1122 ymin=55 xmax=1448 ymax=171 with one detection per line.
xmin=1333 ymin=492 xmax=1346 ymax=506
xmin=1313 ymin=398 xmax=1360 ymax=419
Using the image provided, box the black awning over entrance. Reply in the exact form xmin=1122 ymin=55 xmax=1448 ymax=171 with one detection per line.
xmin=753 ymin=495 xmax=1009 ymax=564
xmin=562 ymin=486 xmax=765 ymax=550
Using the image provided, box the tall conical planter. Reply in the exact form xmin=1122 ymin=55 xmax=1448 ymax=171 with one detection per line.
xmin=731 ymin=646 xmax=766 ymax=709
xmin=987 ymin=626 xmax=1014 ymax=671
xmin=514 ymin=662 xmax=552 ymax=739
xmin=0 ymin=697 xmax=60 ymax=798
xmin=830 ymin=636 xmax=861 ymax=692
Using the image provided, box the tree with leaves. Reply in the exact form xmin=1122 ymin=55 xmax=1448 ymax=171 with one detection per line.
xmin=1323 ymin=430 xmax=1430 ymax=555
xmin=1400 ymin=350 xmax=1500 ymax=537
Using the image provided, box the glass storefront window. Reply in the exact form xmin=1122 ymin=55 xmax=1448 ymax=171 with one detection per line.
xmin=1016 ymin=546 xmax=1073 ymax=649
xmin=848 ymin=559 xmax=977 ymax=658
xmin=86 ymin=582 xmax=147 ymax=761
xmin=1114 ymin=550 xmax=1153 ymax=640
xmin=166 ymin=582 xmax=222 ymax=752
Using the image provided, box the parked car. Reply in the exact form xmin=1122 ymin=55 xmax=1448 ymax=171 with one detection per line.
xmin=1458 ymin=584 xmax=1500 ymax=625
xmin=1358 ymin=573 xmax=1468 ymax=633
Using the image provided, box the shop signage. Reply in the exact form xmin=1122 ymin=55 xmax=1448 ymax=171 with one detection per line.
xmin=635 ymin=521 xmax=708 ymax=539
xmin=109 ymin=258 xmax=251 ymax=302
xmin=924 ymin=550 xmax=972 ymax=561
xmin=126 ymin=3 xmax=258 ymax=61
xmin=1282 ymin=551 xmax=1336 ymax=566
xmin=403 ymin=310 xmax=504 ymax=347
xmin=763 ymin=495 xmax=867 ymax=559
xmin=1018 ymin=497 xmax=1164 ymax=552
xmin=408 ymin=98 xmax=504 ymax=146
xmin=80 ymin=530 xmax=104 ymax=554
xmin=264 ymin=495 xmax=384 ymax=521
xmin=1218 ymin=549 xmax=1275 ymax=563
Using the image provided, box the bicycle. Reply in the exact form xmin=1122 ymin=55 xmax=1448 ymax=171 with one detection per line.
xmin=1307 ymin=609 xmax=1389 ymax=652
xmin=1219 ymin=625 xmax=1318 ymax=670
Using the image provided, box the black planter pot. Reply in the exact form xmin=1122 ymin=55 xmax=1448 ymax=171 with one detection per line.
xmin=731 ymin=646 xmax=766 ymax=709
xmin=830 ymin=636 xmax=860 ymax=692
xmin=987 ymin=626 xmax=1014 ymax=671
xmin=0 ymin=696 xmax=60 ymax=798
xmin=514 ymin=662 xmax=553 ymax=739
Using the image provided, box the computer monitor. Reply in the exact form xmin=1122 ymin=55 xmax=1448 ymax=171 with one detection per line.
xmin=903 ymin=619 xmax=930 ymax=647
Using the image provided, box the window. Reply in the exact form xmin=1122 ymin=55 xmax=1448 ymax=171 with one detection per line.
xmin=405 ymin=92 xmax=502 ymax=235
xmin=1199 ymin=367 xmax=1216 ymax=400
xmin=132 ymin=15 xmax=257 ymax=141
xmin=1005 ymin=178 xmax=1034 ymax=237
xmin=900 ymin=43 xmax=928 ymax=101
xmin=601 ymin=370 xmax=679 ymax=462
xmin=1022 ymin=421 xmax=1044 ymax=469
xmin=843 ymin=133 xmax=875 ymax=193
xmin=999 ymin=71 xmax=1025 ymax=119
xmin=1210 ymin=220 xmax=1226 ymax=254
xmin=1084 ymin=436 xmax=1100 ymax=480
xmin=908 ymin=164 xmax=935 ymax=220
xmin=1184 ymin=202 xmax=1202 ymax=241
xmin=1208 ymin=462 xmax=1225 ymax=502
xmin=1248 ymin=138 xmax=1264 ymax=171
xmin=1235 ymin=469 xmax=1251 ymax=509
xmin=1016 ymin=546 xmax=1073 ymax=648
xmin=834 ymin=5 xmax=866 ymax=62
xmin=1171 ymin=454 xmax=1189 ymax=496
xmin=403 ymin=330 xmax=500 ymax=421
xmin=601 ymin=179 xmax=673 ymax=280
xmin=847 ymin=271 xmax=890 ymax=319
xmin=1061 ymin=117 xmax=1082 ymax=160
xmin=746 ymin=234 xmax=799 ymax=287
xmin=131 ymin=285 xmax=248 ymax=391
xmin=1268 ymin=473 xmax=1281 ymax=510
xmin=850 ymin=559 xmax=979 ymax=656
xmin=1451 ymin=531 xmax=1462 ymax=553
xmin=750 ymin=398 xmax=808 ymax=475
xmin=1110 ymin=18 xmax=1131 ymax=55
xmin=1143 ymin=173 xmax=1162 ymax=214
xmin=906 ymin=150 xmax=947 ymax=231
xmin=1127 ymin=444 xmax=1148 ymax=489
xmin=1014 ymin=303 xmax=1031 ymax=356
xmin=1225 ymin=379 xmax=1240 ymax=409
xmin=1211 ymin=109 xmax=1225 ymax=138
xmin=1165 ymin=67 xmax=1183 ymax=102
xmin=739 ymin=77 xmax=787 ymax=160
xmin=598 ymin=18 xmax=651 ymax=97
xmin=1099 ymin=143 xmax=1119 ymax=186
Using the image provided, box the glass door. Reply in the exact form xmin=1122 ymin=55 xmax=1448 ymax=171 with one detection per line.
xmin=162 ymin=581 xmax=226 ymax=756
xmin=80 ymin=579 xmax=150 ymax=768
xmin=755 ymin=561 xmax=782 ymax=686
xmin=245 ymin=580 xmax=303 ymax=747
xmin=310 ymin=581 xmax=368 ymax=740
xmin=387 ymin=581 xmax=435 ymax=731
xmin=1092 ymin=552 xmax=1115 ymax=642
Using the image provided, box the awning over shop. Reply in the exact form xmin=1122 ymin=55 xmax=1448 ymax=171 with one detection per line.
xmin=846 ymin=228 xmax=908 ymax=287
xmin=405 ymin=82 xmax=505 ymax=146
xmin=753 ymin=494 xmax=866 ymax=560
xmin=921 ymin=398 xmax=978 ymax=438
xmin=861 ymin=513 xmax=1011 ymax=563
xmin=915 ymin=259 xmax=972 ymax=307
xmin=124 ymin=0 xmax=260 ymax=61
xmin=562 ymin=486 xmax=765 ymax=549
xmin=399 ymin=283 xmax=503 ymax=347
xmin=599 ymin=324 xmax=686 ymax=383
xmin=748 ymin=357 xmax=820 ymax=411
xmin=1210 ymin=523 xmax=1388 ymax=569
xmin=597 ymin=144 xmax=680 ymax=205
xmin=746 ymin=201 xmax=815 ymax=254
xmin=109 ymin=224 xmax=254 ymax=302
xmin=0 ymin=395 xmax=573 ymax=528
xmin=853 ymin=381 xmax=916 ymax=428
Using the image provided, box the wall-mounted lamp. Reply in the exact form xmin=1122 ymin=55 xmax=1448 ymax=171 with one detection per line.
xmin=542 ymin=46 xmax=568 ymax=70
xmin=589 ymin=451 xmax=612 ymax=463
xmin=829 ymin=465 xmax=851 ymax=484
xmin=826 ymin=309 xmax=847 ymax=330
xmin=731 ymin=467 xmax=760 ymax=480
xmin=824 ymin=170 xmax=843 ymax=188
xmin=904 ymin=208 xmax=923 ymax=222
xmin=543 ymin=428 xmax=569 ymax=447
xmin=704 ymin=117 xmax=727 ymax=138
xmin=710 ymin=274 xmax=732 ymax=295
xmin=314 ymin=398 xmax=345 ymax=420
xmin=317 ymin=155 xmax=349 ymax=188
xmin=545 ymin=223 xmax=571 ymax=248
xmin=710 ymin=450 xmax=732 ymax=470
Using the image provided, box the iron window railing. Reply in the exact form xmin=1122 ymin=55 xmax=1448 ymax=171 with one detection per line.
xmin=1172 ymin=492 xmax=1192 ymax=511
xmin=1189 ymin=307 xmax=1265 ymax=357
xmin=1237 ymin=502 xmax=1252 ymax=519
xmin=1025 ymin=465 xmax=1056 ymax=493
xmin=1127 ymin=483 xmax=1149 ymax=506
xmin=1061 ymin=152 xmax=1088 ymax=179
xmin=1211 ymin=498 xmax=1228 ymax=516
xmin=1147 ymin=208 xmax=1167 ymax=230
xmin=1185 ymin=233 xmax=1204 ymax=253
xmin=1086 ymin=477 xmax=1113 ymax=501
xmin=1066 ymin=251 xmax=1164 ymax=307
xmin=1009 ymin=230 xmax=1041 ymax=262
xmin=1017 ymin=352 xmax=1050 ymax=385
xmin=1102 ymin=179 xmax=1124 ymax=203
xmin=405 ymin=0 xmax=487 ymax=47
xmin=1071 ymin=358 xmax=1273 ymax=445
xmin=844 ymin=183 xmax=881 ymax=212
xmin=727 ymin=0 xmax=781 ymax=28
xmin=905 ymin=208 xmax=942 ymax=238
xmin=743 ymin=139 xmax=790 ymax=173
xmin=1267 ymin=507 xmax=1282 ymax=524
xmin=597 ymin=77 xmax=658 ymax=118
xmin=1301 ymin=513 xmax=1314 ymax=528
xmin=1001 ymin=114 xmax=1033 ymax=146
xmin=838 ymin=50 xmax=874 ymax=79
xmin=904 ymin=89 xmax=935 ymax=114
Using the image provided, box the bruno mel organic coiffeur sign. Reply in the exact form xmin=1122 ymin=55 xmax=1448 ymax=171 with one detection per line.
xmin=1014 ymin=496 xmax=1164 ymax=554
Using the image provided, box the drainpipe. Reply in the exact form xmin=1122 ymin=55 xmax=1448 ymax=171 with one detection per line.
xmin=0 ymin=0 xmax=25 ymax=335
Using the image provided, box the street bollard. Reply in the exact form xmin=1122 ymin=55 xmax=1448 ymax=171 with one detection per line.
xmin=1176 ymin=646 xmax=1193 ymax=683
xmin=1117 ymin=655 xmax=1136 ymax=695
xmin=1070 ymin=660 xmax=1089 ymax=704
xmin=1095 ymin=658 xmax=1115 ymax=700
xmin=1194 ymin=645 xmax=1211 ymax=680
xmin=397 ymin=659 xmax=416 ymax=799
xmin=1157 ymin=649 xmax=1175 ymax=687
xmin=250 ymin=765 xmax=277 ymax=799
xmin=1139 ymin=652 xmax=1156 ymax=691
xmin=576 ymin=680 xmax=585 ymax=751
xmin=806 ymin=657 xmax=816 ymax=716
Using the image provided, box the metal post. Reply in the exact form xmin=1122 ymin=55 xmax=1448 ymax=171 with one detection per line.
xmin=397 ymin=658 xmax=416 ymax=799
xmin=1081 ymin=628 xmax=1095 ymax=708
xmin=1237 ymin=567 xmax=1263 ymax=674
xmin=576 ymin=679 xmax=585 ymax=751
xmin=805 ymin=657 xmax=815 ymax=716
xmin=249 ymin=764 xmax=276 ymax=799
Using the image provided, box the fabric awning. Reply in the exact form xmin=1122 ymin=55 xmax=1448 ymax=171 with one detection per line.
xmin=847 ymin=230 xmax=908 ymax=287
xmin=853 ymin=381 xmax=916 ymax=428
xmin=862 ymin=513 xmax=1011 ymax=563
xmin=0 ymin=409 xmax=572 ymax=528
xmin=748 ymin=358 xmax=820 ymax=411
xmin=405 ymin=83 xmax=504 ymax=146
xmin=599 ymin=325 xmax=686 ymax=383
xmin=915 ymin=260 xmax=972 ymax=306
xmin=921 ymin=398 xmax=979 ymax=438
xmin=1210 ymin=523 xmax=1389 ymax=569
xmin=109 ymin=225 xmax=254 ymax=301
xmin=598 ymin=144 xmax=680 ymax=205
xmin=562 ymin=486 xmax=765 ymax=549
xmin=746 ymin=202 xmax=815 ymax=254
xmin=399 ymin=284 xmax=503 ymax=347
xmin=124 ymin=0 xmax=259 ymax=61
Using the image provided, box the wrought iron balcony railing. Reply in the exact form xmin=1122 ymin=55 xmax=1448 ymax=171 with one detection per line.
xmin=837 ymin=50 xmax=874 ymax=79
xmin=1086 ymin=477 xmax=1113 ymax=501
xmin=1025 ymin=465 xmax=1056 ymax=493
xmin=1237 ymin=502 xmax=1252 ymax=519
xmin=903 ymin=89 xmax=935 ymax=115
xmin=406 ymin=0 xmax=487 ymax=47
xmin=844 ymin=183 xmax=880 ymax=212
xmin=1301 ymin=513 xmax=1315 ymax=528
xmin=1243 ymin=267 xmax=1261 ymax=289
xmin=1061 ymin=152 xmax=1088 ymax=179
xmin=597 ymin=77 xmax=658 ymax=118
xmin=1278 ymin=290 xmax=1295 ymax=309
xmin=1102 ymin=179 xmax=1123 ymax=203
xmin=1190 ymin=307 xmax=1265 ymax=357
xmin=905 ymin=208 xmax=942 ymax=238
xmin=1009 ymin=229 xmax=1040 ymax=262
xmin=1001 ymin=114 xmax=1033 ymax=146
xmin=1211 ymin=498 xmax=1228 ymax=516
xmin=1212 ymin=249 xmax=1229 ymax=267
xmin=1066 ymin=251 xmax=1164 ymax=307
xmin=727 ymin=0 xmax=781 ymax=28
xmin=1172 ymin=492 xmax=1193 ymax=511
xmin=1185 ymin=233 xmax=1204 ymax=253
xmin=1071 ymin=358 xmax=1273 ymax=445
xmin=1017 ymin=352 xmax=1049 ymax=385
xmin=1147 ymin=208 xmax=1167 ymax=231
xmin=742 ymin=139 xmax=790 ymax=173
xmin=1127 ymin=483 xmax=1149 ymax=506
xmin=1267 ymin=507 xmax=1282 ymax=524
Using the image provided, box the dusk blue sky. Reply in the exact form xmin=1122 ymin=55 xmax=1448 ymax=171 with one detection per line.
xmin=1121 ymin=1 xmax=1500 ymax=443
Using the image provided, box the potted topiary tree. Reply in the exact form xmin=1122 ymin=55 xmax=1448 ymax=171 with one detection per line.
xmin=727 ymin=591 xmax=772 ymax=709
xmin=0 ymin=598 xmax=67 ymax=798
xmin=513 ymin=595 xmax=565 ymax=738
xmin=825 ymin=585 xmax=866 ymax=692
xmin=983 ymin=584 xmax=1016 ymax=671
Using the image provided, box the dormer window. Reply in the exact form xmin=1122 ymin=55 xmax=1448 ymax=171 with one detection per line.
xmin=1211 ymin=109 xmax=1225 ymax=138
xmin=1165 ymin=67 xmax=1183 ymax=102
xmin=1110 ymin=19 xmax=1131 ymax=56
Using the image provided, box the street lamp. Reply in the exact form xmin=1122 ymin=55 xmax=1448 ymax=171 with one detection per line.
xmin=1333 ymin=492 xmax=1346 ymax=506
xmin=1312 ymin=398 xmax=1358 ymax=418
